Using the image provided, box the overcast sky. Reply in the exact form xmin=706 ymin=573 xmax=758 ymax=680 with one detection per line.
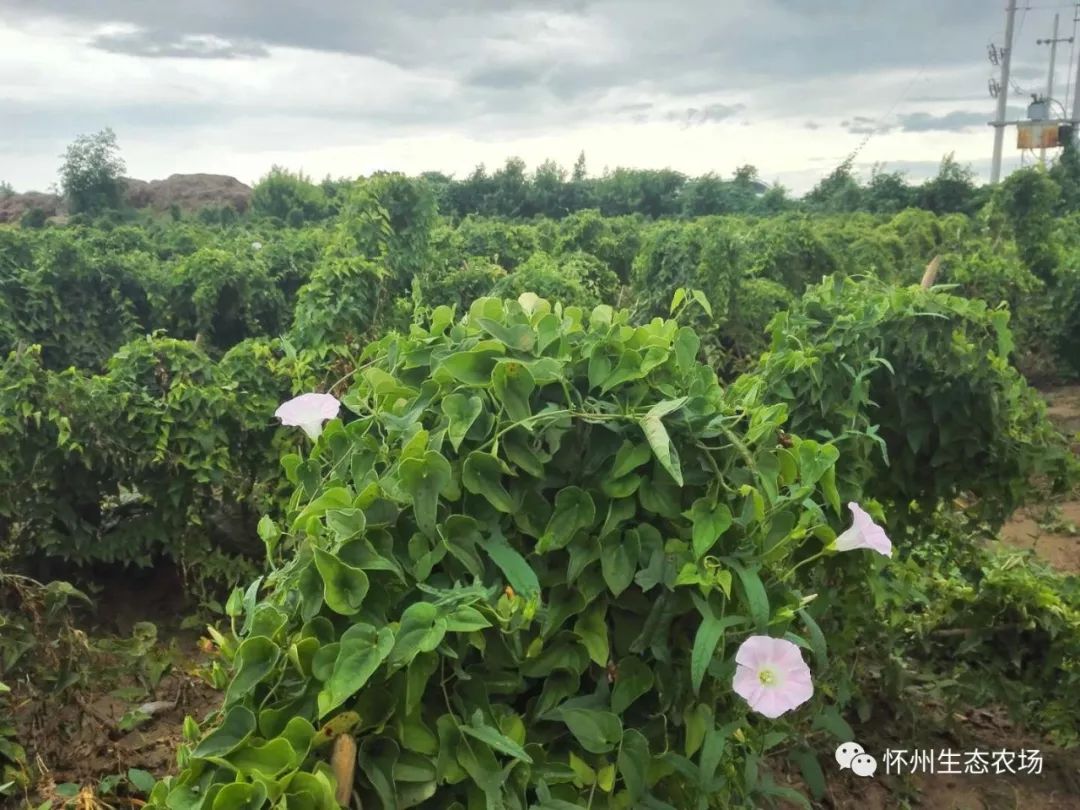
xmin=1 ymin=1 xmax=1075 ymax=194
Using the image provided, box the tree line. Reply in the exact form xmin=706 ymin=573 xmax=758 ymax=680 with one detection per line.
xmin=16 ymin=128 xmax=1080 ymax=226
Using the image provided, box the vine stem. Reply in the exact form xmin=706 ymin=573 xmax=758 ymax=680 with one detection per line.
xmin=779 ymin=548 xmax=831 ymax=583
xmin=717 ymin=422 xmax=757 ymax=470
xmin=439 ymin=658 xmax=457 ymax=721
xmin=477 ymin=408 xmax=641 ymax=454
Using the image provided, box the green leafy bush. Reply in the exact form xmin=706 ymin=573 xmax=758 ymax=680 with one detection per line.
xmin=253 ymin=227 xmax=329 ymax=301
xmin=0 ymin=228 xmax=159 ymax=370
xmin=290 ymin=249 xmax=385 ymax=356
xmin=886 ymin=209 xmax=943 ymax=263
xmin=910 ymin=544 xmax=1080 ymax=747
xmin=752 ymin=276 xmax=1072 ymax=532
xmin=416 ymin=258 xmax=507 ymax=315
xmin=290 ymin=194 xmax=395 ymax=355
xmin=252 ymin=168 xmax=330 ymax=224
xmin=714 ymin=278 xmax=795 ymax=376
xmin=489 ymin=253 xmax=599 ymax=309
xmin=169 ymin=248 xmax=288 ymax=351
xmin=19 ymin=208 xmax=48 ymax=229
xmin=630 ymin=220 xmax=742 ymax=322
xmin=0 ymin=336 xmax=310 ymax=585
xmin=558 ymin=251 xmax=621 ymax=304
xmin=742 ymin=215 xmax=838 ymax=293
xmin=357 ymin=174 xmax=439 ymax=295
xmin=450 ymin=217 xmax=541 ymax=271
xmin=148 ymin=295 xmax=894 ymax=809
xmin=555 ymin=210 xmax=642 ymax=283
xmin=937 ymin=242 xmax=1066 ymax=381
xmin=998 ymin=167 xmax=1061 ymax=283
xmin=1051 ymin=264 xmax=1080 ymax=378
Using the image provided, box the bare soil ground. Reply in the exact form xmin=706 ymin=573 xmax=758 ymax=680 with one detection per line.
xmin=1 ymin=567 xmax=222 ymax=810
xmin=997 ymin=386 xmax=1080 ymax=576
xmin=777 ymin=701 xmax=1080 ymax=810
xmin=10 ymin=656 xmax=220 ymax=807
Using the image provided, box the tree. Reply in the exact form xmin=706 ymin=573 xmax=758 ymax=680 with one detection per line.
xmin=594 ymin=168 xmax=686 ymax=218
xmin=1049 ymin=138 xmax=1080 ymax=214
xmin=419 ymin=171 xmax=453 ymax=213
xmin=864 ymin=166 xmax=914 ymax=214
xmin=251 ymin=166 xmax=328 ymax=224
xmin=572 ymin=151 xmax=587 ymax=182
xmin=804 ymin=161 xmax=864 ymax=213
xmin=732 ymin=164 xmax=761 ymax=188
xmin=567 ymin=152 xmax=595 ymax=211
xmin=0 ymin=181 xmax=13 ymax=198
xmin=998 ymin=166 xmax=1061 ymax=282
xmin=529 ymin=159 xmax=568 ymax=218
xmin=447 ymin=164 xmax=495 ymax=218
xmin=679 ymin=173 xmax=732 ymax=216
xmin=19 ymin=208 xmax=47 ymax=229
xmin=59 ymin=128 xmax=126 ymax=215
xmin=916 ymin=153 xmax=982 ymax=216
xmin=757 ymin=183 xmax=794 ymax=215
xmin=491 ymin=157 xmax=530 ymax=217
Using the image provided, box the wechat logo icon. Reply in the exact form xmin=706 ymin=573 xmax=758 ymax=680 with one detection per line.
xmin=836 ymin=742 xmax=878 ymax=777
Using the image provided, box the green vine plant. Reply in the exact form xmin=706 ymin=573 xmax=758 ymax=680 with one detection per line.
xmin=144 ymin=294 xmax=894 ymax=809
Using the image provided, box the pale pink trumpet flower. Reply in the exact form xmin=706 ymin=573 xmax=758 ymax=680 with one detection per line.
xmin=274 ymin=392 xmax=340 ymax=440
xmin=732 ymin=635 xmax=814 ymax=719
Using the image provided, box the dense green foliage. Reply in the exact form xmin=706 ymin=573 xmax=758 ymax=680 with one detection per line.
xmin=3 ymin=163 xmax=1078 ymax=582
xmin=413 ymin=154 xmax=991 ymax=223
xmin=252 ymin=167 xmax=332 ymax=226
xmin=753 ymin=276 xmax=1072 ymax=532
xmin=4 ymin=143 xmax=1080 ymax=809
xmin=0 ymin=338 xmax=298 ymax=585
xmin=145 ymin=296 xmax=882 ymax=809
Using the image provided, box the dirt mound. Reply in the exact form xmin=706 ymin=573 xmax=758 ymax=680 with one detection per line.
xmin=121 ymin=177 xmax=154 ymax=209
xmin=0 ymin=173 xmax=251 ymax=224
xmin=0 ymin=191 xmax=62 ymax=224
xmin=123 ymin=174 xmax=252 ymax=213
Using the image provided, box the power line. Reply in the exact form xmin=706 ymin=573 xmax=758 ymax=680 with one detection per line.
xmin=1010 ymin=4 xmax=1031 ymax=97
xmin=841 ymin=61 xmax=931 ymax=169
xmin=1065 ymin=5 xmax=1079 ymax=109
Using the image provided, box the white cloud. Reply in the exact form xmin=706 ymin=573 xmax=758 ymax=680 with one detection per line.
xmin=0 ymin=2 xmax=1052 ymax=194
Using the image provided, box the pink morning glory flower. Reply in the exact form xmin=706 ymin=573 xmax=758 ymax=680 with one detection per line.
xmin=832 ymin=502 xmax=893 ymax=558
xmin=275 ymin=393 xmax=340 ymax=440
xmin=732 ymin=635 xmax=814 ymax=719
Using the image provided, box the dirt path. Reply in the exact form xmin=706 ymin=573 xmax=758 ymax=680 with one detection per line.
xmin=998 ymin=385 xmax=1080 ymax=575
xmin=887 ymin=384 xmax=1080 ymax=808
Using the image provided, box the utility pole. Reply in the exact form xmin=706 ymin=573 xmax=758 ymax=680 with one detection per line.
xmin=1072 ymin=8 xmax=1080 ymax=138
xmin=1038 ymin=13 xmax=1066 ymax=163
xmin=991 ymin=0 xmax=1018 ymax=184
